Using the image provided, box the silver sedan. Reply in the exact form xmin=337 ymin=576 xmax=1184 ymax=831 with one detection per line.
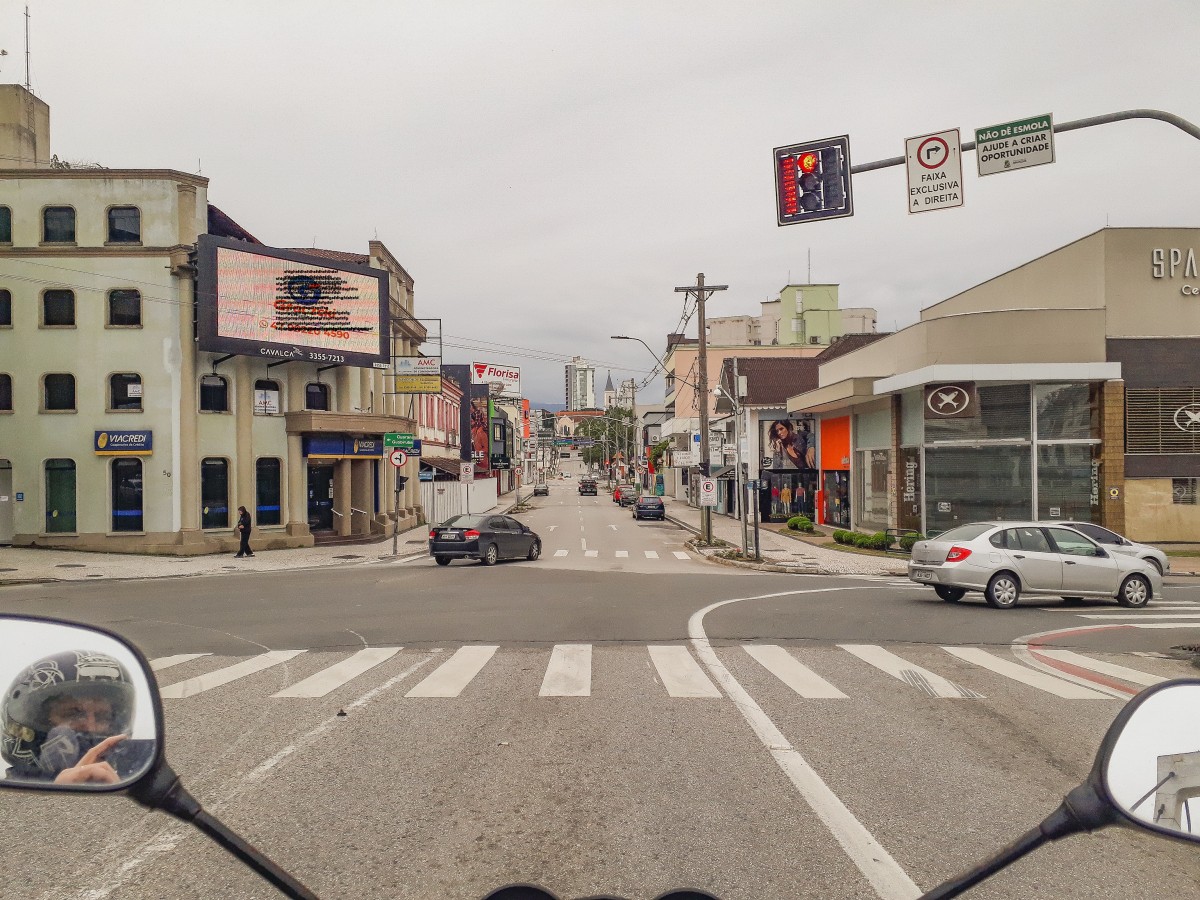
xmin=908 ymin=521 xmax=1162 ymax=610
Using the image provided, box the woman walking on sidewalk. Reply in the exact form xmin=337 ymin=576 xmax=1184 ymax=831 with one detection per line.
xmin=235 ymin=506 xmax=254 ymax=558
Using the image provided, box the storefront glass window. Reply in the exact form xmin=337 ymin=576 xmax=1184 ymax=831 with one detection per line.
xmin=856 ymin=449 xmax=890 ymax=532
xmin=926 ymin=384 xmax=1031 ymax=443
xmin=1036 ymin=383 xmax=1099 ymax=441
xmin=853 ymin=407 xmax=891 ymax=450
xmin=111 ymin=458 xmax=143 ymax=532
xmin=900 ymin=391 xmax=923 ymax=446
xmin=201 ymin=457 xmax=229 ymax=529
xmin=925 ymin=445 xmax=1031 ymax=535
xmin=823 ymin=471 xmax=850 ymax=529
xmin=760 ymin=471 xmax=817 ymax=523
xmin=45 ymin=458 xmax=76 ymax=533
xmin=256 ymin=458 xmax=282 ymax=526
xmin=1037 ymin=444 xmax=1099 ymax=523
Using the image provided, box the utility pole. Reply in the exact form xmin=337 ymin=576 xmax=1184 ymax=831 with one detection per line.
xmin=675 ymin=273 xmax=727 ymax=544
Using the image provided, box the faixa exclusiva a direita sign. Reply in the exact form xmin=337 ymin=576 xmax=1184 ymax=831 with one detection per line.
xmin=94 ymin=431 xmax=153 ymax=455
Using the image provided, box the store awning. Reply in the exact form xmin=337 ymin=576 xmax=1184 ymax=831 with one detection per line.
xmin=788 ymin=378 xmax=879 ymax=416
xmin=872 ymin=362 xmax=1122 ymax=395
xmin=420 ymin=456 xmax=467 ymax=475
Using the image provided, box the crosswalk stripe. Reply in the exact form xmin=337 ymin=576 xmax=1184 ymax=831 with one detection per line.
xmin=554 ymin=549 xmax=568 ymax=557
xmin=616 ymin=550 xmax=629 ymax=558
xmin=406 ymin=645 xmax=498 ymax=697
xmin=272 ymin=647 xmax=402 ymax=698
xmin=839 ymin=644 xmax=982 ymax=699
xmin=1033 ymin=649 xmax=1166 ymax=687
xmin=648 ymin=646 xmax=721 ymax=697
xmin=743 ymin=645 xmax=847 ymax=698
xmin=585 ymin=550 xmax=599 ymax=558
xmin=672 ymin=551 xmax=690 ymax=560
xmin=1076 ymin=613 xmax=1200 ymax=620
xmin=160 ymin=650 xmax=306 ymax=699
xmin=149 ymin=653 xmax=211 ymax=673
xmin=644 ymin=550 xmax=659 ymax=559
xmin=540 ymin=644 xmax=591 ymax=697
xmin=943 ymin=647 xmax=1110 ymax=699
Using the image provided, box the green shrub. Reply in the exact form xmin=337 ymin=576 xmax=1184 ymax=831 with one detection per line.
xmin=868 ymin=531 xmax=891 ymax=551
xmin=786 ymin=516 xmax=805 ymax=530
xmin=899 ymin=531 xmax=925 ymax=552
xmin=832 ymin=529 xmax=849 ymax=544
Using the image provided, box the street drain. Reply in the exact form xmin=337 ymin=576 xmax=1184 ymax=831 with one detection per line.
xmin=333 ymin=554 xmax=365 ymax=560
xmin=0 ymin=567 xmax=16 ymax=572
xmin=86 ymin=574 xmax=103 ymax=578
xmin=55 ymin=563 xmax=87 ymax=568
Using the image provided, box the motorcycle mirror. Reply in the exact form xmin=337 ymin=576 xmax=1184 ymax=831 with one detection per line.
xmin=1099 ymin=679 xmax=1200 ymax=843
xmin=0 ymin=614 xmax=162 ymax=793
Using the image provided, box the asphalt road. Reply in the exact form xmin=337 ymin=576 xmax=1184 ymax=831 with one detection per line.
xmin=3 ymin=483 xmax=1200 ymax=899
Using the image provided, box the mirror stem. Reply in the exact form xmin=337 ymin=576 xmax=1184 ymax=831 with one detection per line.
xmin=917 ymin=825 xmax=1048 ymax=900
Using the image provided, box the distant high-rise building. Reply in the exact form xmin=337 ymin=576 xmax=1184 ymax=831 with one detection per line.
xmin=565 ymin=356 xmax=597 ymax=409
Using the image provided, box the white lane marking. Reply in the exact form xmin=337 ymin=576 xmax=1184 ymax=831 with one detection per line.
xmin=615 ymin=550 xmax=629 ymax=558
xmin=839 ymin=644 xmax=982 ymax=699
xmin=609 ymin=524 xmax=618 ymax=530
xmin=547 ymin=525 xmax=557 ymax=532
xmin=159 ymin=650 xmax=306 ymax=699
xmin=1130 ymin=623 xmax=1200 ymax=629
xmin=149 ymin=653 xmax=211 ymax=672
xmin=1045 ymin=605 xmax=1200 ymax=613
xmin=943 ymin=647 xmax=1110 ymax=699
xmin=644 ymin=550 xmax=660 ymax=559
xmin=405 ymin=645 xmax=498 ymax=697
xmin=744 ymin=645 xmax=848 ymax=699
xmin=554 ymin=549 xmax=569 ymax=557
xmin=690 ymin=589 xmax=921 ymax=899
xmin=585 ymin=550 xmax=599 ymax=558
xmin=1075 ymin=613 xmax=1200 ymax=620
xmin=673 ymin=551 xmax=690 ymax=560
xmin=648 ymin=646 xmax=722 ymax=697
xmin=540 ymin=644 xmax=592 ymax=697
xmin=272 ymin=647 xmax=402 ymax=698
xmin=1032 ymin=649 xmax=1165 ymax=687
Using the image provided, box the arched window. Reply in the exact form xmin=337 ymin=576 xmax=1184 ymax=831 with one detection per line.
xmin=43 ymin=374 xmax=76 ymax=411
xmin=43 ymin=207 xmax=75 ymax=243
xmin=254 ymin=379 xmax=281 ymax=415
xmin=107 ymin=206 xmax=141 ymax=243
xmin=107 ymin=289 xmax=142 ymax=326
xmin=111 ymin=458 xmax=143 ymax=532
xmin=42 ymin=290 xmax=75 ymax=327
xmin=200 ymin=458 xmax=229 ymax=529
xmin=45 ymin=458 xmax=76 ymax=533
xmin=109 ymin=373 xmax=143 ymax=411
xmin=0 ymin=373 xmax=11 ymax=411
xmin=305 ymin=382 xmax=330 ymax=411
xmin=200 ymin=374 xmax=229 ymax=412
xmin=0 ymin=206 xmax=11 ymax=243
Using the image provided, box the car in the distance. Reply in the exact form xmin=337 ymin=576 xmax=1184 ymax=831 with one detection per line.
xmin=617 ymin=485 xmax=639 ymax=507
xmin=907 ymin=521 xmax=1161 ymax=609
xmin=1056 ymin=521 xmax=1169 ymax=575
xmin=533 ymin=483 xmax=550 ymax=496
xmin=612 ymin=484 xmax=632 ymax=504
xmin=578 ymin=478 xmax=597 ymax=496
xmin=632 ymin=495 xmax=665 ymax=520
xmin=428 ymin=514 xmax=541 ymax=566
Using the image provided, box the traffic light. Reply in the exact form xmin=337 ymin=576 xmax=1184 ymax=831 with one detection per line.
xmin=395 ymin=475 xmax=409 ymax=490
xmin=774 ymin=135 xmax=854 ymax=225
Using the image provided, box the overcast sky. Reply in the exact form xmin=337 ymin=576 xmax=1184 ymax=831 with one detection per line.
xmin=6 ymin=1 xmax=1198 ymax=407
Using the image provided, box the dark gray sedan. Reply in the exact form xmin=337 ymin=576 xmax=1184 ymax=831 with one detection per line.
xmin=429 ymin=514 xmax=541 ymax=566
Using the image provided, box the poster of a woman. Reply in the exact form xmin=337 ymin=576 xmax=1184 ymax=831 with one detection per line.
xmin=470 ymin=397 xmax=490 ymax=460
xmin=765 ymin=419 xmax=816 ymax=470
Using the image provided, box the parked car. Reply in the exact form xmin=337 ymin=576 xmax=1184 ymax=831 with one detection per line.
xmin=1057 ymin=521 xmax=1169 ymax=575
xmin=578 ymin=479 xmax=597 ymax=495
xmin=533 ymin=483 xmax=550 ymax=496
xmin=632 ymin=496 xmax=665 ymax=521
xmin=907 ymin=521 xmax=1161 ymax=609
xmin=617 ymin=486 xmax=639 ymax=507
xmin=428 ymin=514 xmax=541 ymax=566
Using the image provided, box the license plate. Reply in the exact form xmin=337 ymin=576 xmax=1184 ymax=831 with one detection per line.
xmin=442 ymin=532 xmax=460 ymax=541
xmin=911 ymin=569 xmax=934 ymax=581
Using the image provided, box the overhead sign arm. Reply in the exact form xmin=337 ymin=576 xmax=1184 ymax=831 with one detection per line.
xmin=850 ymin=108 xmax=1200 ymax=175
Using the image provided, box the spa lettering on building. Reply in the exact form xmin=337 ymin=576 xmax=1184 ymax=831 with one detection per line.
xmin=1151 ymin=247 xmax=1199 ymax=295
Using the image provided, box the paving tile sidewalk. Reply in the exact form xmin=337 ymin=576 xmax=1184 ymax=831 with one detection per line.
xmin=658 ymin=495 xmax=906 ymax=576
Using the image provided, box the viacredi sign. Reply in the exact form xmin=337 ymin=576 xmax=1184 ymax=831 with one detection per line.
xmin=905 ymin=128 xmax=963 ymax=214
xmin=975 ymin=113 xmax=1055 ymax=177
xmin=470 ymin=361 xmax=521 ymax=397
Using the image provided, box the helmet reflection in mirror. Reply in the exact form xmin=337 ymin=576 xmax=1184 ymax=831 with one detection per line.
xmin=1 ymin=650 xmax=136 ymax=782
xmin=1104 ymin=682 xmax=1200 ymax=840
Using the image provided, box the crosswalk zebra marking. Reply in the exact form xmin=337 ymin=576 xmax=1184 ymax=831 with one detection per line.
xmin=672 ymin=551 xmax=690 ymax=560
xmin=554 ymin=549 xmax=569 ymax=557
xmin=160 ymin=650 xmax=306 ymax=699
xmin=743 ymin=645 xmax=847 ymax=699
xmin=644 ymin=550 xmax=659 ymax=559
xmin=406 ymin=645 xmax=498 ymax=698
xmin=943 ymin=647 xmax=1110 ymax=699
xmin=585 ymin=550 xmax=599 ymax=558
xmin=272 ymin=647 xmax=402 ymax=698
xmin=839 ymin=644 xmax=982 ymax=699
xmin=615 ymin=550 xmax=629 ymax=558
xmin=149 ymin=653 xmax=211 ymax=673
xmin=540 ymin=644 xmax=592 ymax=697
xmin=1031 ymin=648 xmax=1165 ymax=687
xmin=648 ymin=646 xmax=721 ymax=697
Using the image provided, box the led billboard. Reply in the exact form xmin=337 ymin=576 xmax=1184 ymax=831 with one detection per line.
xmin=197 ymin=235 xmax=390 ymax=367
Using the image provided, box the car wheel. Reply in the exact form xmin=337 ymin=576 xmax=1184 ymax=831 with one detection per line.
xmin=934 ymin=585 xmax=965 ymax=603
xmin=1143 ymin=557 xmax=1164 ymax=576
xmin=481 ymin=543 xmax=499 ymax=566
xmin=527 ymin=540 xmax=541 ymax=561
xmin=435 ymin=556 xmax=451 ymax=566
xmin=1117 ymin=573 xmax=1151 ymax=608
xmin=984 ymin=572 xmax=1020 ymax=609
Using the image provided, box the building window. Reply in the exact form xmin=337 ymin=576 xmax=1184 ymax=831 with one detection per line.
xmin=0 ymin=289 xmax=10 ymax=326
xmin=254 ymin=379 xmax=281 ymax=415
xmin=0 ymin=206 xmax=10 ymax=243
xmin=42 ymin=206 xmax=75 ymax=243
xmin=200 ymin=374 xmax=229 ymax=412
xmin=925 ymin=445 xmax=1032 ymax=536
xmin=43 ymin=374 xmax=76 ymax=411
xmin=1174 ymin=478 xmax=1198 ymax=505
xmin=256 ymin=458 xmax=282 ymax=526
xmin=201 ymin=458 xmax=229 ymax=529
xmin=108 ymin=290 xmax=142 ymax=326
xmin=45 ymin=458 xmax=77 ymax=533
xmin=1126 ymin=388 xmax=1200 ymax=455
xmin=42 ymin=290 xmax=75 ymax=327
xmin=111 ymin=458 xmax=143 ymax=532
xmin=0 ymin=374 xmax=11 ymax=411
xmin=305 ymin=382 xmax=330 ymax=411
xmin=109 ymin=373 xmax=143 ymax=411
xmin=1036 ymin=444 xmax=1098 ymax=522
xmin=107 ymin=206 xmax=141 ymax=243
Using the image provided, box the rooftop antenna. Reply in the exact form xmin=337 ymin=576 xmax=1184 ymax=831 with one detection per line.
xmin=807 ymin=248 xmax=812 ymax=283
xmin=24 ymin=4 xmax=30 ymax=91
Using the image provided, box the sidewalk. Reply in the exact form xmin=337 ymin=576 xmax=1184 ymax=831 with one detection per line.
xmin=659 ymin=495 xmax=906 ymax=576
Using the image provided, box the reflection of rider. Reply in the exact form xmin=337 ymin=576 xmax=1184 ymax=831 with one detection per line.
xmin=1 ymin=650 xmax=138 ymax=784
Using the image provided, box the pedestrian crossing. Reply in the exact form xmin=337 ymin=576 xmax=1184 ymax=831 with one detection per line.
xmin=151 ymin=642 xmax=1177 ymax=704
xmin=531 ymin=549 xmax=692 ymax=561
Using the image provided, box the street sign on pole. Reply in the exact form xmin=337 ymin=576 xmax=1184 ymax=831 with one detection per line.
xmin=699 ymin=478 xmax=717 ymax=507
xmin=385 ymin=433 xmax=418 ymax=450
xmin=905 ymin=128 xmax=963 ymax=214
xmin=459 ymin=462 xmax=474 ymax=483
xmin=975 ymin=113 xmax=1055 ymax=177
xmin=388 ymin=448 xmax=408 ymax=468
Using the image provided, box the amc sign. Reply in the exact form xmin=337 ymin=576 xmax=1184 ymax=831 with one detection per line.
xmin=470 ymin=362 xmax=522 ymax=397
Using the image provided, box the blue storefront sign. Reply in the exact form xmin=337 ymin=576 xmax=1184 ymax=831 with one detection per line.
xmin=303 ymin=435 xmax=385 ymax=458
xmin=94 ymin=430 xmax=153 ymax=455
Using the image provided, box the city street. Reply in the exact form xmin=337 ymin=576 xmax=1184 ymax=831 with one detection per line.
xmin=4 ymin=482 xmax=1200 ymax=899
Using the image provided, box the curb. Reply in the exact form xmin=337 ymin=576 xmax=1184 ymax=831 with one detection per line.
xmin=683 ymin=539 xmax=821 ymax=575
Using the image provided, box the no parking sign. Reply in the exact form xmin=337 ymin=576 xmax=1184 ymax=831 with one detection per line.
xmin=699 ymin=478 xmax=717 ymax=507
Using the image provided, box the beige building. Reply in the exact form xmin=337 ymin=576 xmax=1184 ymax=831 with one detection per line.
xmin=0 ymin=86 xmax=424 ymax=552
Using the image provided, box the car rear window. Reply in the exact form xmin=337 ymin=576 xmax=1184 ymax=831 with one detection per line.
xmin=441 ymin=515 xmax=485 ymax=528
xmin=935 ymin=523 xmax=993 ymax=542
